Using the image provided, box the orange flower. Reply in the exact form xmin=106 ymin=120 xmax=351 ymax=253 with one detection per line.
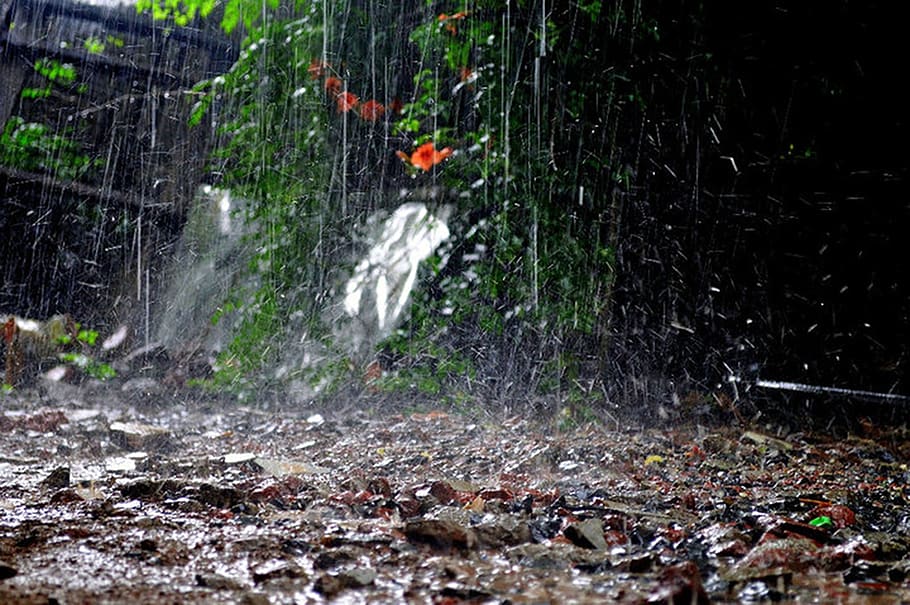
xmin=324 ymin=76 xmax=342 ymax=96
xmin=395 ymin=150 xmax=410 ymax=163
xmin=359 ymin=99 xmax=385 ymax=122
xmin=438 ymin=11 xmax=468 ymax=34
xmin=308 ymin=58 xmax=329 ymax=80
xmin=409 ymin=142 xmax=453 ymax=171
xmin=438 ymin=11 xmax=468 ymax=21
xmin=336 ymin=91 xmax=359 ymax=113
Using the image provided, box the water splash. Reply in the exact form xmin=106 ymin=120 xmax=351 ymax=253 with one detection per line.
xmin=338 ymin=201 xmax=450 ymax=355
xmin=154 ymin=186 xmax=249 ymax=353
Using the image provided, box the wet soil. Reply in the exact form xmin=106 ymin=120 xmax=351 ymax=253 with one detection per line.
xmin=2 ymin=382 xmax=910 ymax=603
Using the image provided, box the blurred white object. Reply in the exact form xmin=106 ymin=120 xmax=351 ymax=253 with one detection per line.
xmin=342 ymin=202 xmax=450 ymax=339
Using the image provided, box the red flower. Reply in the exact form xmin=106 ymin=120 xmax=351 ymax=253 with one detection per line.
xmin=409 ymin=142 xmax=453 ymax=171
xmin=336 ymin=91 xmax=359 ymax=113
xmin=308 ymin=58 xmax=328 ymax=80
xmin=388 ymin=98 xmax=404 ymax=115
xmin=359 ymin=99 xmax=385 ymax=122
xmin=324 ymin=77 xmax=342 ymax=96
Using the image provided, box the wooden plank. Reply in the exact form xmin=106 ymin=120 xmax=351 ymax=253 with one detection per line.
xmin=0 ymin=164 xmax=176 ymax=215
xmin=2 ymin=0 xmax=234 ymax=56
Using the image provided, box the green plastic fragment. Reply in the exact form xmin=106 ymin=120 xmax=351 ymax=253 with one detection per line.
xmin=809 ymin=516 xmax=833 ymax=528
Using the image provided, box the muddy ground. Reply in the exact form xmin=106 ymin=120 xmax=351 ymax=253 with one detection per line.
xmin=2 ymin=378 xmax=910 ymax=604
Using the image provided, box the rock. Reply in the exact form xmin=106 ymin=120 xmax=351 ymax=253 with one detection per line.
xmin=40 ymin=466 xmax=70 ymax=489
xmin=564 ymin=518 xmax=608 ymax=550
xmin=508 ymin=542 xmax=605 ymax=570
xmin=254 ymin=457 xmax=330 ymax=476
xmin=195 ymin=482 xmax=243 ymax=509
xmin=439 ymin=584 xmax=493 ymax=600
xmin=314 ymin=547 xmax=358 ymax=570
xmin=222 ymin=452 xmax=258 ymax=464
xmin=338 ymin=567 xmax=376 ymax=588
xmin=647 ymin=561 xmax=710 ymax=605
xmin=239 ymin=592 xmax=270 ymax=605
xmin=196 ymin=572 xmax=243 ymax=590
xmin=251 ymin=559 xmax=306 ymax=584
xmin=105 ymin=456 xmax=137 ymax=472
xmin=313 ymin=573 xmax=344 ymax=596
xmin=725 ymin=537 xmax=818 ymax=582
xmin=313 ymin=568 xmax=376 ymax=596
xmin=120 ymin=377 xmax=163 ymax=398
xmin=280 ymin=539 xmax=312 ymax=556
xmin=42 ymin=364 xmax=74 ymax=383
xmin=306 ymin=414 xmax=324 ymax=426
xmin=109 ymin=421 xmax=171 ymax=451
xmin=64 ymin=408 xmax=102 ymax=423
xmin=616 ymin=552 xmax=656 ymax=574
xmin=475 ymin=515 xmax=532 ymax=548
xmin=404 ymin=518 xmax=477 ymax=550
xmin=427 ymin=480 xmax=460 ymax=504
xmin=0 ymin=559 xmax=18 ymax=580
xmin=50 ymin=488 xmax=85 ymax=504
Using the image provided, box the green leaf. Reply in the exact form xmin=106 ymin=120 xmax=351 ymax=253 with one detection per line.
xmin=21 ymin=86 xmax=51 ymax=99
xmin=84 ymin=36 xmax=105 ymax=54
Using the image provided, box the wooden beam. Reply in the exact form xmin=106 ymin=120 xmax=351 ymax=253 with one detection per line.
xmin=0 ymin=58 xmax=28 ymax=128
xmin=0 ymin=0 xmax=237 ymax=86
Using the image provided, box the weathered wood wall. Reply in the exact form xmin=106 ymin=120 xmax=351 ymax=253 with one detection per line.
xmin=0 ymin=0 xmax=237 ymax=334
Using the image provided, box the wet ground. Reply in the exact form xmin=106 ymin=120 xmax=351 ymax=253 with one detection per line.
xmin=2 ymin=380 xmax=910 ymax=604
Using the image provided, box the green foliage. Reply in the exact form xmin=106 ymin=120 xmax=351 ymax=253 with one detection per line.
xmin=376 ymin=4 xmax=618 ymax=400
xmin=57 ymin=323 xmax=116 ymax=381
xmin=135 ymin=0 xmax=218 ymax=28
xmin=150 ymin=1 xmax=626 ymax=405
xmin=578 ymin=0 xmax=602 ymax=20
xmin=58 ymin=352 xmax=117 ymax=380
xmin=33 ymin=58 xmax=78 ymax=86
xmin=211 ymin=287 xmax=280 ymax=392
xmin=76 ymin=328 xmax=99 ymax=346
xmin=2 ymin=57 xmax=100 ymax=179
xmin=0 ymin=117 xmax=96 ymax=179
xmin=556 ymin=405 xmax=594 ymax=432
xmin=83 ymin=36 xmax=105 ymax=54
xmin=20 ymin=86 xmax=51 ymax=99
xmin=184 ymin=10 xmax=332 ymax=386
xmin=135 ymin=0 xmax=301 ymax=33
xmin=378 ymin=282 xmax=477 ymax=398
xmin=23 ymin=58 xmax=88 ymax=97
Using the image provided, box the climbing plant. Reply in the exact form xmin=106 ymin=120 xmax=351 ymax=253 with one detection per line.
xmin=177 ymin=6 xmax=334 ymax=392
xmin=366 ymin=3 xmax=626 ymax=406
xmin=138 ymin=0 xmax=631 ymax=406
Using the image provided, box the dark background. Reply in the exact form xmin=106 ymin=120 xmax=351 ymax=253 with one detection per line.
xmin=603 ymin=1 xmax=908 ymax=401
